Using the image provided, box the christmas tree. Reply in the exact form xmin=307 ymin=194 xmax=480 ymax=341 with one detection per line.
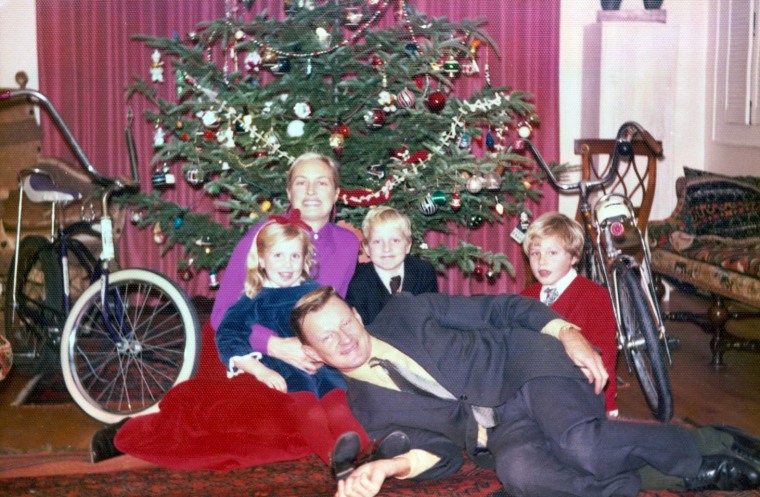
xmin=124 ymin=0 xmax=547 ymax=286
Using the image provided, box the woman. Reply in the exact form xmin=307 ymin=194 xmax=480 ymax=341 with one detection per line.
xmin=210 ymin=152 xmax=359 ymax=376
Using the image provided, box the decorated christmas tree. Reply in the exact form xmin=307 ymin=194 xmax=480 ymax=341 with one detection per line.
xmin=124 ymin=0 xmax=547 ymax=287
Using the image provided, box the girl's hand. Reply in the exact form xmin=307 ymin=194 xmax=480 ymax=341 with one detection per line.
xmin=268 ymin=336 xmax=323 ymax=374
xmin=253 ymin=367 xmax=287 ymax=393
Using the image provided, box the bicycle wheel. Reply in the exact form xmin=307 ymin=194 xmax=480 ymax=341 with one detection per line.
xmin=612 ymin=258 xmax=673 ymax=422
xmin=60 ymin=268 xmax=200 ymax=424
xmin=4 ymin=235 xmax=63 ymax=376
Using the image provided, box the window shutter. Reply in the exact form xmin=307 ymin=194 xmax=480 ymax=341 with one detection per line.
xmin=724 ymin=0 xmax=753 ymax=125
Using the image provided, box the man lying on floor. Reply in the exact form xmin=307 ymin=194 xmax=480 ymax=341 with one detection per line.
xmin=290 ymin=287 xmax=760 ymax=497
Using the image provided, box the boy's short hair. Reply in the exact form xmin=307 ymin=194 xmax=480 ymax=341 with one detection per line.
xmin=361 ymin=206 xmax=412 ymax=242
xmin=522 ymin=212 xmax=584 ymax=259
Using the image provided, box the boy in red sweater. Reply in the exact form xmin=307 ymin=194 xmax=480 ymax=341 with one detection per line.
xmin=521 ymin=212 xmax=619 ymax=416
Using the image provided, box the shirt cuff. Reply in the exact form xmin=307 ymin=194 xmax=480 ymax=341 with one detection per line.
xmin=396 ymin=449 xmax=441 ymax=479
xmin=227 ymin=351 xmax=263 ymax=378
xmin=541 ymin=319 xmax=580 ymax=339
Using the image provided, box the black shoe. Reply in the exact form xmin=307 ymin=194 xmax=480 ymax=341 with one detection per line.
xmin=355 ymin=430 xmax=410 ymax=466
xmin=330 ymin=431 xmax=360 ymax=480
xmin=712 ymin=425 xmax=760 ymax=465
xmin=684 ymin=453 xmax=760 ymax=491
xmin=90 ymin=418 xmax=129 ymax=463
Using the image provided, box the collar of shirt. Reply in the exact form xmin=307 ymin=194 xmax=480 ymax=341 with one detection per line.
xmin=262 ymin=277 xmax=305 ymax=289
xmin=373 ymin=265 xmax=405 ymax=294
xmin=344 ymin=336 xmax=438 ymax=391
xmin=541 ymin=268 xmax=577 ymax=301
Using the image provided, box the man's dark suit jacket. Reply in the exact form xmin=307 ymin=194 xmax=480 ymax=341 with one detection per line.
xmin=344 ymin=292 xmax=586 ymax=480
xmin=345 ymin=255 xmax=438 ymax=324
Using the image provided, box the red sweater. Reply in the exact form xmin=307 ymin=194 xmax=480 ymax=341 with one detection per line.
xmin=522 ymin=275 xmax=619 ymax=412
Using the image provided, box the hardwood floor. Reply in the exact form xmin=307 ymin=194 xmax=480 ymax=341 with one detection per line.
xmin=0 ymin=286 xmax=758 ymax=458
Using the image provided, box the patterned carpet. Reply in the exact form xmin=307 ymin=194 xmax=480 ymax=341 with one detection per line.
xmin=3 ymin=453 xmax=760 ymax=497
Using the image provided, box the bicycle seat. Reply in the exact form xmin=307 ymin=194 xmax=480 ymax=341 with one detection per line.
xmin=21 ymin=171 xmax=82 ymax=204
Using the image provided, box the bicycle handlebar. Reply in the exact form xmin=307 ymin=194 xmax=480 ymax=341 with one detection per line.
xmin=0 ymin=88 xmax=138 ymax=193
xmin=522 ymin=121 xmax=663 ymax=193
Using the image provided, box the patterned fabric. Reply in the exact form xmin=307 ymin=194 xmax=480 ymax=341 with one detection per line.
xmin=682 ymin=167 xmax=760 ymax=239
xmin=648 ymin=169 xmax=760 ymax=307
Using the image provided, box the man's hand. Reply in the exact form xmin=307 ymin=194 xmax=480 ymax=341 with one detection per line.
xmin=558 ymin=327 xmax=609 ymax=395
xmin=335 ymin=457 xmax=410 ymax=497
xmin=267 ymin=336 xmax=323 ymax=374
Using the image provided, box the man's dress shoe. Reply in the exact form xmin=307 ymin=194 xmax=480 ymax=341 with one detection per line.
xmin=684 ymin=453 xmax=760 ymax=491
xmin=712 ymin=424 xmax=760 ymax=465
xmin=354 ymin=430 xmax=410 ymax=467
xmin=331 ymin=431 xmax=361 ymax=480
xmin=90 ymin=418 xmax=129 ymax=463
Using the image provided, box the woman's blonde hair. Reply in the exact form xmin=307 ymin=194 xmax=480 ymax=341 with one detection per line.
xmin=285 ymin=151 xmax=341 ymax=190
xmin=522 ymin=212 xmax=584 ymax=259
xmin=244 ymin=222 xmax=315 ymax=298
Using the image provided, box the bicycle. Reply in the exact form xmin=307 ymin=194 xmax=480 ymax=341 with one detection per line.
xmin=522 ymin=122 xmax=674 ymax=422
xmin=0 ymin=89 xmax=201 ymax=424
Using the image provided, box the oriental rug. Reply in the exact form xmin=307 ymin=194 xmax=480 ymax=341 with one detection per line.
xmin=3 ymin=453 xmax=760 ymax=497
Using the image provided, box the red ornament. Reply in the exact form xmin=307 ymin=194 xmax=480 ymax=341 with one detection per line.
xmin=337 ymin=124 xmax=351 ymax=138
xmin=451 ymin=191 xmax=461 ymax=211
xmin=426 ymin=91 xmax=447 ymax=113
xmin=413 ymin=75 xmax=425 ymax=89
xmin=371 ymin=55 xmax=385 ymax=68
xmin=389 ymin=146 xmax=409 ymax=161
xmin=364 ymin=108 xmax=385 ymax=128
xmin=203 ymin=130 xmax=216 ymax=141
xmin=180 ymin=132 xmax=190 ymax=141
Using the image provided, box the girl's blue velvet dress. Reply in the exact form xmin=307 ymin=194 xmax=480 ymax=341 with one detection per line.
xmin=215 ymin=280 xmax=345 ymax=398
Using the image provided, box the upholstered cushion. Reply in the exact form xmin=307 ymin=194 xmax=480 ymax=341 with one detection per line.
xmin=682 ymin=167 xmax=760 ymax=239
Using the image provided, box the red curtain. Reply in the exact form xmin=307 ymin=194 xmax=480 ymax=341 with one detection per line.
xmin=36 ymin=0 xmax=559 ymax=298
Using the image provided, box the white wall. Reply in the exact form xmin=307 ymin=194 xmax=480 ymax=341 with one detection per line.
xmin=0 ymin=0 xmax=38 ymax=90
xmin=559 ymin=0 xmax=711 ymax=221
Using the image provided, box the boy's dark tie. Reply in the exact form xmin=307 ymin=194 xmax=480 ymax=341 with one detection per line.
xmin=390 ymin=275 xmax=402 ymax=294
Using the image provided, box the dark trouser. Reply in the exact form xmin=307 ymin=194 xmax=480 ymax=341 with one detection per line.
xmin=488 ymin=377 xmax=702 ymax=497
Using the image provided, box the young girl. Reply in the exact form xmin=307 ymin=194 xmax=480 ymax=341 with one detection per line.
xmin=215 ymin=212 xmax=346 ymax=398
xmin=113 ymin=211 xmax=369 ymax=471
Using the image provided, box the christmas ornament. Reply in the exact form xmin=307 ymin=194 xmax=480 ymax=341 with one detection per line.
xmin=185 ymin=166 xmax=203 ymax=186
xmin=451 ymin=191 xmax=461 ymax=211
xmin=261 ymin=47 xmax=277 ymax=66
xmin=426 ymin=91 xmax=447 ymax=113
xmin=419 ymin=194 xmax=438 ymax=215
xmin=203 ymin=130 xmax=216 ymax=141
xmin=367 ymin=163 xmax=385 ymax=179
xmin=483 ymin=170 xmax=502 ymax=190
xmin=201 ymin=111 xmax=221 ymax=129
xmin=271 ymin=57 xmax=291 ymax=75
xmin=337 ymin=124 xmax=351 ymax=138
xmin=130 ymin=210 xmax=144 ymax=224
xmin=245 ymin=50 xmax=262 ymax=73
xmin=209 ymin=269 xmax=220 ymax=289
xmin=344 ymin=7 xmax=363 ymax=29
xmin=153 ymin=222 xmax=166 ymax=244
xmin=286 ymin=120 xmax=306 ymax=137
xmin=151 ymin=164 xmax=175 ymax=187
xmin=314 ymin=26 xmax=331 ymax=48
xmin=395 ymin=87 xmax=416 ymax=109
xmin=150 ymin=49 xmax=164 ymax=83
xmin=442 ymin=55 xmax=460 ymax=78
xmin=260 ymin=199 xmax=272 ymax=212
xmin=466 ymin=175 xmax=485 ymax=194
xmin=458 ymin=132 xmax=471 ymax=149
xmin=485 ymin=131 xmax=495 ymax=150
xmin=329 ymin=132 xmax=345 ymax=155
xmin=389 ymin=146 xmax=409 ymax=161
xmin=494 ymin=199 xmax=505 ymax=216
xmin=217 ymin=127 xmax=235 ymax=148
xmin=378 ymin=91 xmax=396 ymax=113
xmin=178 ymin=266 xmax=193 ymax=281
xmin=153 ymin=126 xmax=166 ymax=148
xmin=173 ymin=215 xmax=184 ymax=229
xmin=431 ymin=190 xmax=447 ymax=205
xmin=364 ymin=108 xmax=386 ymax=128
xmin=404 ymin=42 xmax=420 ymax=56
xmin=474 ymin=264 xmax=485 ymax=277
xmin=293 ymin=101 xmax=313 ymax=120
xmin=517 ymin=121 xmax=533 ymax=138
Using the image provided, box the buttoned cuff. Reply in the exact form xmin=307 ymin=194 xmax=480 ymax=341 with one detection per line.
xmin=541 ymin=319 xmax=580 ymax=339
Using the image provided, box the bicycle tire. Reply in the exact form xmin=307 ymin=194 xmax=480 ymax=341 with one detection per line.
xmin=613 ymin=258 xmax=673 ymax=422
xmin=60 ymin=268 xmax=200 ymax=424
xmin=4 ymin=235 xmax=63 ymax=376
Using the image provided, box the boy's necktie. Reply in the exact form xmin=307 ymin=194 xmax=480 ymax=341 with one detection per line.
xmin=390 ymin=275 xmax=402 ymax=294
xmin=543 ymin=286 xmax=559 ymax=305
